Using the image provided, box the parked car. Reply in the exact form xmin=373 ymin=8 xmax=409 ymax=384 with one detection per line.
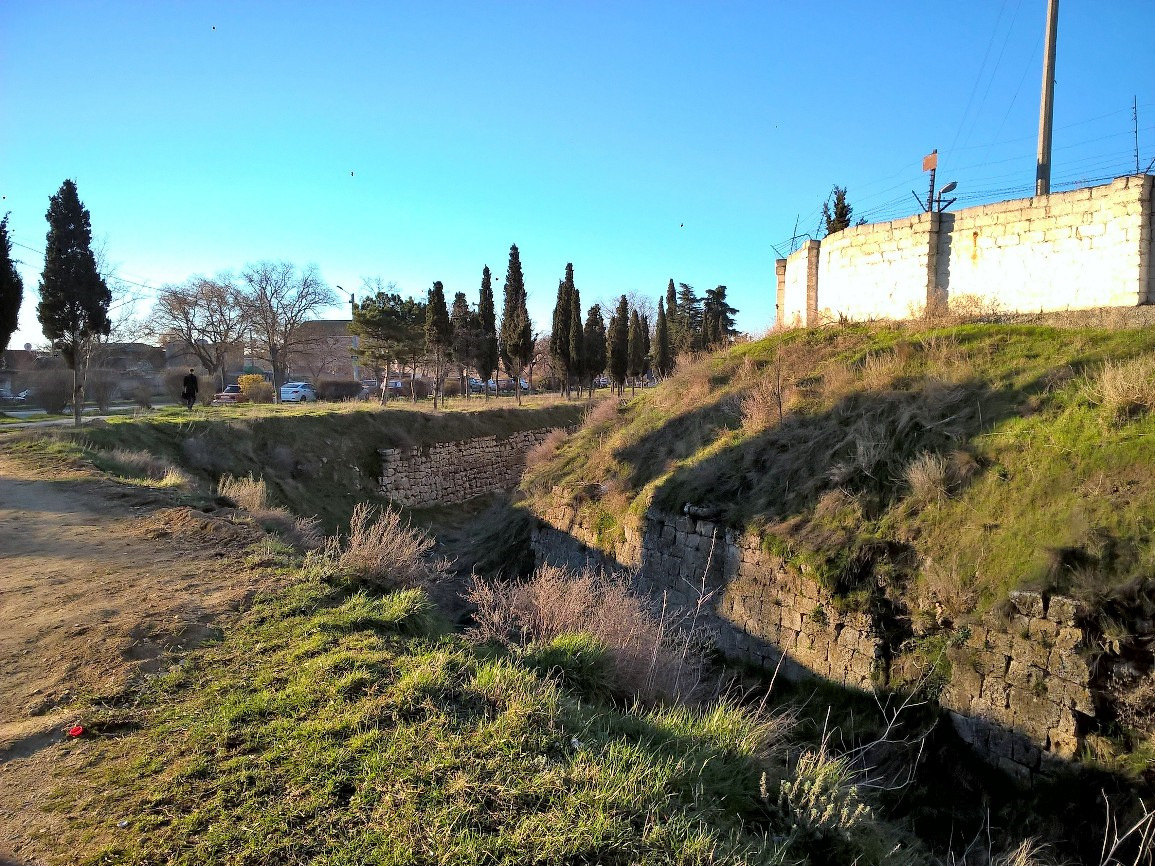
xmin=0 ymin=388 xmax=28 ymax=406
xmin=280 ymin=382 xmax=317 ymax=403
xmin=468 ymin=377 xmax=486 ymax=394
xmin=211 ymin=384 xmax=248 ymax=405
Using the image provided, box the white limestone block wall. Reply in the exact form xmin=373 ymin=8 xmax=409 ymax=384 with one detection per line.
xmin=780 ymin=240 xmax=819 ymax=328
xmin=936 ymin=174 xmax=1154 ymax=312
xmin=817 ymin=212 xmax=938 ymax=322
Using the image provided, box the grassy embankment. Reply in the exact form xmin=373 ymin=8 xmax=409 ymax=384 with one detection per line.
xmin=8 ymin=390 xmax=1151 ymax=864
xmin=3 ymin=398 xmax=584 ymax=532
xmin=522 ymin=323 xmax=1155 ymax=620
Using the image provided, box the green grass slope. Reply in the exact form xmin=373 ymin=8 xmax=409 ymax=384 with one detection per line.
xmin=522 ymin=323 xmax=1155 ymax=618
xmin=65 ymin=401 xmax=584 ymax=531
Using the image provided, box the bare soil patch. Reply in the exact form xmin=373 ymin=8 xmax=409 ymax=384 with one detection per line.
xmin=0 ymin=454 xmax=269 ymax=865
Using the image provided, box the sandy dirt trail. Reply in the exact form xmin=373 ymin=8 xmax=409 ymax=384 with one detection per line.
xmin=0 ymin=453 xmax=266 ymax=865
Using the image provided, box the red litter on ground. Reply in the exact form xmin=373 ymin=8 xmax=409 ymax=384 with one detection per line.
xmin=68 ymin=725 xmax=84 ymax=737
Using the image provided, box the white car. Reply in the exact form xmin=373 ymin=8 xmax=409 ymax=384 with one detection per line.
xmin=280 ymin=382 xmax=317 ymax=403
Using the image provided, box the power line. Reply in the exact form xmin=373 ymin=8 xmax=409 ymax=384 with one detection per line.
xmin=10 ymin=239 xmax=160 ymax=292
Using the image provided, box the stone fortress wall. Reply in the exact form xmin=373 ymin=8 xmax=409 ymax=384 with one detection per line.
xmin=776 ymin=174 xmax=1154 ymax=327
xmin=531 ymin=504 xmax=1095 ymax=783
xmin=377 ymin=429 xmax=555 ymax=506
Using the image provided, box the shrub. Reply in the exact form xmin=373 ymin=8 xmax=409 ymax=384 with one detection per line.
xmin=323 ymin=502 xmax=439 ymax=591
xmin=315 ymin=379 xmax=362 ymax=401
xmin=1086 ymin=355 xmax=1155 ymax=419
xmin=217 ymin=473 xmax=322 ymax=550
xmin=238 ymin=373 xmax=275 ymax=404
xmin=85 ymin=369 xmax=119 ymax=411
xmin=524 ymin=428 xmax=568 ymax=471
xmin=218 ymin=474 xmax=268 ymax=511
xmin=29 ymin=369 xmax=72 ymax=414
xmin=904 ymin=451 xmax=949 ymax=505
xmin=466 ymin=564 xmax=711 ymax=705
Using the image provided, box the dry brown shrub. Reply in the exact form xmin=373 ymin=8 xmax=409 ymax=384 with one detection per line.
xmin=904 ymin=452 xmax=949 ymax=505
xmin=585 ymin=397 xmax=621 ymax=428
xmin=324 ymin=502 xmax=440 ymax=590
xmin=1086 ymin=355 xmax=1155 ymax=418
xmin=525 ymin=428 xmax=568 ymax=471
xmin=466 ymin=564 xmax=711 ymax=704
xmin=915 ymin=554 xmax=979 ymax=626
xmin=218 ymin=474 xmax=268 ymax=511
xmin=858 ymin=350 xmax=906 ymax=391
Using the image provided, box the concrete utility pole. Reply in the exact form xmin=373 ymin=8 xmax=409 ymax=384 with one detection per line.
xmin=1035 ymin=0 xmax=1059 ymax=196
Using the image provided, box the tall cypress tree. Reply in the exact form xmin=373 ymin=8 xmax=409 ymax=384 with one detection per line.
xmin=568 ymin=284 xmax=583 ymax=398
xmin=654 ymin=297 xmax=672 ymax=377
xmin=425 ymin=281 xmax=452 ymax=409
xmin=664 ymin=278 xmax=681 ymax=356
xmin=549 ymin=263 xmax=574 ymax=396
xmin=499 ymin=244 xmax=533 ymax=404
xmin=476 ymin=265 xmax=498 ymax=400
xmin=607 ymin=295 xmax=629 ymax=396
xmin=640 ymin=313 xmax=651 ymax=375
xmin=583 ymin=304 xmax=607 ymax=399
xmin=450 ymin=290 xmax=478 ymax=398
xmin=37 ymin=179 xmax=111 ymax=427
xmin=627 ymin=308 xmax=644 ymax=394
xmin=0 ymin=213 xmax=23 ymax=357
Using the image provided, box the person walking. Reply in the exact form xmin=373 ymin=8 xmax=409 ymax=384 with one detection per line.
xmin=181 ymin=368 xmax=199 ymax=410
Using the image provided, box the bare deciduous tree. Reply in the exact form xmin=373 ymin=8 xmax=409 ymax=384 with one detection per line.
xmin=151 ymin=275 xmax=248 ymax=389
xmin=239 ymin=261 xmax=336 ymax=394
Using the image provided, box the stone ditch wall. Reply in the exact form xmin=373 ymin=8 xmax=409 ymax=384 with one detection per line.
xmin=531 ymin=504 xmax=1094 ymax=782
xmin=378 ymin=429 xmax=555 ymax=506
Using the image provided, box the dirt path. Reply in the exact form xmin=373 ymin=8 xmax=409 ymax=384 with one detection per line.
xmin=0 ymin=454 xmax=268 ymax=864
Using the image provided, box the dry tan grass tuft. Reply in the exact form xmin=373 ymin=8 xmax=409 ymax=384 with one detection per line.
xmin=858 ymin=350 xmax=906 ymax=391
xmin=467 ymin=564 xmax=711 ymax=704
xmin=105 ymin=448 xmax=193 ymax=488
xmin=1086 ymin=355 xmax=1155 ymax=418
xmin=525 ymin=429 xmax=568 ymax=471
xmin=904 ymin=452 xmax=950 ymax=504
xmin=325 ymin=502 xmax=440 ymax=590
xmin=218 ymin=474 xmax=268 ymax=511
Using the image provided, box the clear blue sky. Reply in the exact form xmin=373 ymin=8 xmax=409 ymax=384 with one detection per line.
xmin=3 ymin=1 xmax=1152 ymax=350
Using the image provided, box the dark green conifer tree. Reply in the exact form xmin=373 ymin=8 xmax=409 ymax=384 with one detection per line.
xmin=568 ymin=284 xmax=583 ymax=398
xmin=607 ymin=295 xmax=629 ymax=396
xmin=550 ymin=263 xmax=574 ymax=395
xmin=0 ymin=213 xmax=23 ymax=357
xmin=476 ymin=265 xmax=498 ymax=400
xmin=450 ymin=290 xmax=479 ymax=398
xmin=627 ymin=308 xmax=645 ymax=394
xmin=653 ymin=297 xmax=672 ymax=377
xmin=498 ymin=244 xmax=533 ymax=404
xmin=583 ymin=304 xmax=607 ymax=399
xmin=675 ymin=282 xmax=702 ymax=354
xmin=37 ymin=179 xmax=111 ymax=427
xmin=424 ymin=281 xmax=452 ymax=408
xmin=702 ymin=285 xmax=739 ymax=349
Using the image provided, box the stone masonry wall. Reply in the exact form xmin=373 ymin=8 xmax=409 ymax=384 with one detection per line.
xmin=531 ymin=505 xmax=1094 ymax=782
xmin=776 ymin=174 xmax=1154 ymax=328
xmin=378 ymin=429 xmax=555 ymax=506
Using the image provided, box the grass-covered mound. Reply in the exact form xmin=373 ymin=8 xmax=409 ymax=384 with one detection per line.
xmin=523 ymin=323 xmax=1155 ymax=619
xmin=56 ymin=560 xmax=946 ymax=866
xmin=11 ymin=400 xmax=583 ymax=532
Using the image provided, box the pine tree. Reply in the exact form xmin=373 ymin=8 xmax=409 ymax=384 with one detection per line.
xmin=568 ymin=284 xmax=583 ymax=398
xmin=476 ymin=265 xmax=498 ymax=400
xmin=583 ymin=304 xmax=607 ymax=398
xmin=0 ymin=213 xmax=23 ymax=357
xmin=499 ymin=244 xmax=533 ymax=404
xmin=821 ymin=186 xmax=853 ymax=236
xmin=37 ymin=179 xmax=111 ymax=427
xmin=664 ymin=278 xmax=681 ymax=355
xmin=627 ymin=308 xmax=644 ymax=393
xmin=654 ymin=297 xmax=672 ymax=377
xmin=607 ymin=295 xmax=629 ymax=396
xmin=424 ymin=281 xmax=452 ymax=409
xmin=702 ymin=285 xmax=739 ymax=349
xmin=675 ymin=282 xmax=702 ymax=353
